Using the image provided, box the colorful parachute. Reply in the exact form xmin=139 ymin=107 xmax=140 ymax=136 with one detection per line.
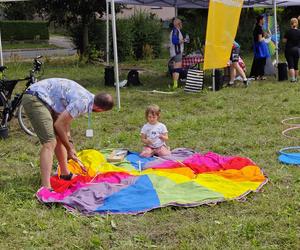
xmin=37 ymin=149 xmax=268 ymax=215
xmin=263 ymin=13 xmax=280 ymax=56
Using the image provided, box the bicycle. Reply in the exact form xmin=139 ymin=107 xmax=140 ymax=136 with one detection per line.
xmin=0 ymin=56 xmax=43 ymax=137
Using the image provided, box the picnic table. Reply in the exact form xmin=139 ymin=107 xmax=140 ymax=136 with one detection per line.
xmin=182 ymin=54 xmax=246 ymax=71
xmin=182 ymin=54 xmax=204 ymax=68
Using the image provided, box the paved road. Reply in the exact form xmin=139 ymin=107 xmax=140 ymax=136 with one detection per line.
xmin=2 ymin=35 xmax=77 ymax=61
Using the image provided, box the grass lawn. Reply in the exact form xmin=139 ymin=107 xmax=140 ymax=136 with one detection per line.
xmin=0 ymin=55 xmax=299 ymax=249
xmin=2 ymin=42 xmax=60 ymax=50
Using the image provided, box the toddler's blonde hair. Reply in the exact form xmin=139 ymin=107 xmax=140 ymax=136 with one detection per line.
xmin=145 ymin=104 xmax=161 ymax=118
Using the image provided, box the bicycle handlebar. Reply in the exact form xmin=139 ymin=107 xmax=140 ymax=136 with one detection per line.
xmin=32 ymin=55 xmax=43 ymax=73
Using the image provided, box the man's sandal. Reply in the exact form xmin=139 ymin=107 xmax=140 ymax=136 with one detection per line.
xmin=59 ymin=173 xmax=73 ymax=181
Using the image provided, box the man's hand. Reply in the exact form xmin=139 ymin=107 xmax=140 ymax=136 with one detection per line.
xmin=67 ymin=148 xmax=78 ymax=161
xmin=67 ymin=148 xmax=87 ymax=173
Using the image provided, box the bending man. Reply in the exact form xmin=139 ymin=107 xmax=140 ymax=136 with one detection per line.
xmin=22 ymin=78 xmax=114 ymax=189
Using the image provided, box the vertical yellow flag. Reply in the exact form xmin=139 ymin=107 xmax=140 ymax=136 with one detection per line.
xmin=203 ymin=0 xmax=243 ymax=70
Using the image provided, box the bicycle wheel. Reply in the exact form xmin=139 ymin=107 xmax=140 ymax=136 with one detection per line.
xmin=0 ymin=93 xmax=7 ymax=126
xmin=17 ymin=104 xmax=36 ymax=136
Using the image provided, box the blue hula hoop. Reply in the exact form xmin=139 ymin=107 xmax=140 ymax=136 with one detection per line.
xmin=278 ymin=146 xmax=300 ymax=165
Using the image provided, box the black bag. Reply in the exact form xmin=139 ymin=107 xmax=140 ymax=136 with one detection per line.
xmin=104 ymin=66 xmax=115 ymax=86
xmin=127 ymin=70 xmax=141 ymax=86
xmin=184 ymin=69 xmax=204 ymax=93
xmin=214 ymin=69 xmax=223 ymax=91
xmin=278 ymin=62 xmax=288 ymax=81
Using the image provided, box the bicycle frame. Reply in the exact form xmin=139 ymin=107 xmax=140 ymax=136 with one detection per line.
xmin=0 ymin=56 xmax=42 ymax=128
xmin=0 ymin=77 xmax=30 ymax=126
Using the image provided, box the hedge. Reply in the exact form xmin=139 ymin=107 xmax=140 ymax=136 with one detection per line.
xmin=0 ymin=21 xmax=49 ymax=41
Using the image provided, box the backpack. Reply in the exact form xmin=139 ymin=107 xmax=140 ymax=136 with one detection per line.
xmin=104 ymin=66 xmax=115 ymax=86
xmin=127 ymin=70 xmax=141 ymax=86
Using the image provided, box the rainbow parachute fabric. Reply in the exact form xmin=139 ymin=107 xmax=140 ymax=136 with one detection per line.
xmin=36 ymin=149 xmax=268 ymax=215
xmin=262 ymin=13 xmax=280 ymax=56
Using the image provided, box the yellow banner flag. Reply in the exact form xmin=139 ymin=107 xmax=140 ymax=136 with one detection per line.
xmin=203 ymin=0 xmax=243 ymax=70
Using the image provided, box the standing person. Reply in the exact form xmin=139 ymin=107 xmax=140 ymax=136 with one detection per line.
xmin=228 ymin=41 xmax=249 ymax=86
xmin=21 ymin=78 xmax=114 ymax=189
xmin=169 ymin=18 xmax=184 ymax=90
xmin=283 ymin=18 xmax=300 ymax=82
xmin=250 ymin=15 xmax=270 ymax=80
xmin=140 ymin=104 xmax=171 ymax=157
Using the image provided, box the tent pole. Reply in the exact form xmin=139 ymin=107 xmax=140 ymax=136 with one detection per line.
xmin=111 ymin=0 xmax=121 ymax=110
xmin=273 ymin=0 xmax=279 ymax=79
xmin=106 ymin=0 xmax=110 ymax=65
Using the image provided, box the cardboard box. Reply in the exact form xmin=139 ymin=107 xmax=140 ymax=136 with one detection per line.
xmin=107 ymin=149 xmax=128 ymax=162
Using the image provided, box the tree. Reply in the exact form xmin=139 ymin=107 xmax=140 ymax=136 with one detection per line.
xmin=283 ymin=6 xmax=300 ymax=21
xmin=33 ymin=0 xmax=106 ymax=56
xmin=2 ymin=2 xmax=36 ymax=20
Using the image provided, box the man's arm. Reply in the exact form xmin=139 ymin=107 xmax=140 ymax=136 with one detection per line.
xmin=54 ymin=110 xmax=77 ymax=160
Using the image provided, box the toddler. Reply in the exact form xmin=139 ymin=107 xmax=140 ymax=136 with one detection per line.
xmin=140 ymin=104 xmax=171 ymax=157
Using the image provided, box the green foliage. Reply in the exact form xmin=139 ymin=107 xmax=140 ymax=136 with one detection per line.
xmin=179 ymin=9 xmax=208 ymax=54
xmin=70 ymin=19 xmax=133 ymax=62
xmin=0 ymin=21 xmax=49 ymax=41
xmin=130 ymin=10 xmax=163 ymax=59
xmin=235 ymin=9 xmax=257 ymax=52
xmin=2 ymin=1 xmax=36 ymax=20
xmin=116 ymin=19 xmax=134 ymax=61
xmin=33 ymin=0 xmax=106 ymax=56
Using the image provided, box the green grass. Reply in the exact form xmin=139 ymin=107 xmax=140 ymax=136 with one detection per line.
xmin=2 ymin=42 xmax=60 ymax=50
xmin=0 ymin=55 xmax=299 ymax=249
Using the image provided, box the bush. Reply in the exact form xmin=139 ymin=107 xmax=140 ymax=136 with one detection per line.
xmin=0 ymin=21 xmax=49 ymax=41
xmin=179 ymin=9 xmax=208 ymax=55
xmin=115 ymin=19 xmax=134 ymax=61
xmin=70 ymin=20 xmax=133 ymax=62
xmin=130 ymin=11 xmax=163 ymax=59
xmin=70 ymin=12 xmax=163 ymax=61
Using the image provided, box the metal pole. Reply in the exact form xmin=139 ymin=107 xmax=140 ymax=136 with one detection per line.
xmin=0 ymin=30 xmax=3 ymax=66
xmin=273 ymin=0 xmax=279 ymax=79
xmin=212 ymin=69 xmax=215 ymax=92
xmin=106 ymin=0 xmax=110 ymax=65
xmin=111 ymin=0 xmax=121 ymax=110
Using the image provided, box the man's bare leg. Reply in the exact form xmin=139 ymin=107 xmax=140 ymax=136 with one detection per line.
xmin=55 ymin=137 xmax=70 ymax=176
xmin=40 ymin=140 xmax=57 ymax=188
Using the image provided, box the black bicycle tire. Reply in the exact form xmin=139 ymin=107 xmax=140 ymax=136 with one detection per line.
xmin=0 ymin=92 xmax=7 ymax=127
xmin=17 ymin=104 xmax=36 ymax=136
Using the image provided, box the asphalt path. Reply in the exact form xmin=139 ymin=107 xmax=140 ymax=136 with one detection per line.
xmin=3 ymin=48 xmax=77 ymax=60
xmin=2 ymin=35 xmax=77 ymax=61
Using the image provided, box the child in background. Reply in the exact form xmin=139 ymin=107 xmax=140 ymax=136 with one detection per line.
xmin=229 ymin=41 xmax=249 ymax=86
xmin=140 ymin=104 xmax=171 ymax=157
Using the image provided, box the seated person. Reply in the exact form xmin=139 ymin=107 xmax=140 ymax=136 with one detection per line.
xmin=140 ymin=105 xmax=171 ymax=158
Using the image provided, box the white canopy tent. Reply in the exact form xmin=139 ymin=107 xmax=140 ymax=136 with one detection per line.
xmin=107 ymin=0 xmax=300 ymax=109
